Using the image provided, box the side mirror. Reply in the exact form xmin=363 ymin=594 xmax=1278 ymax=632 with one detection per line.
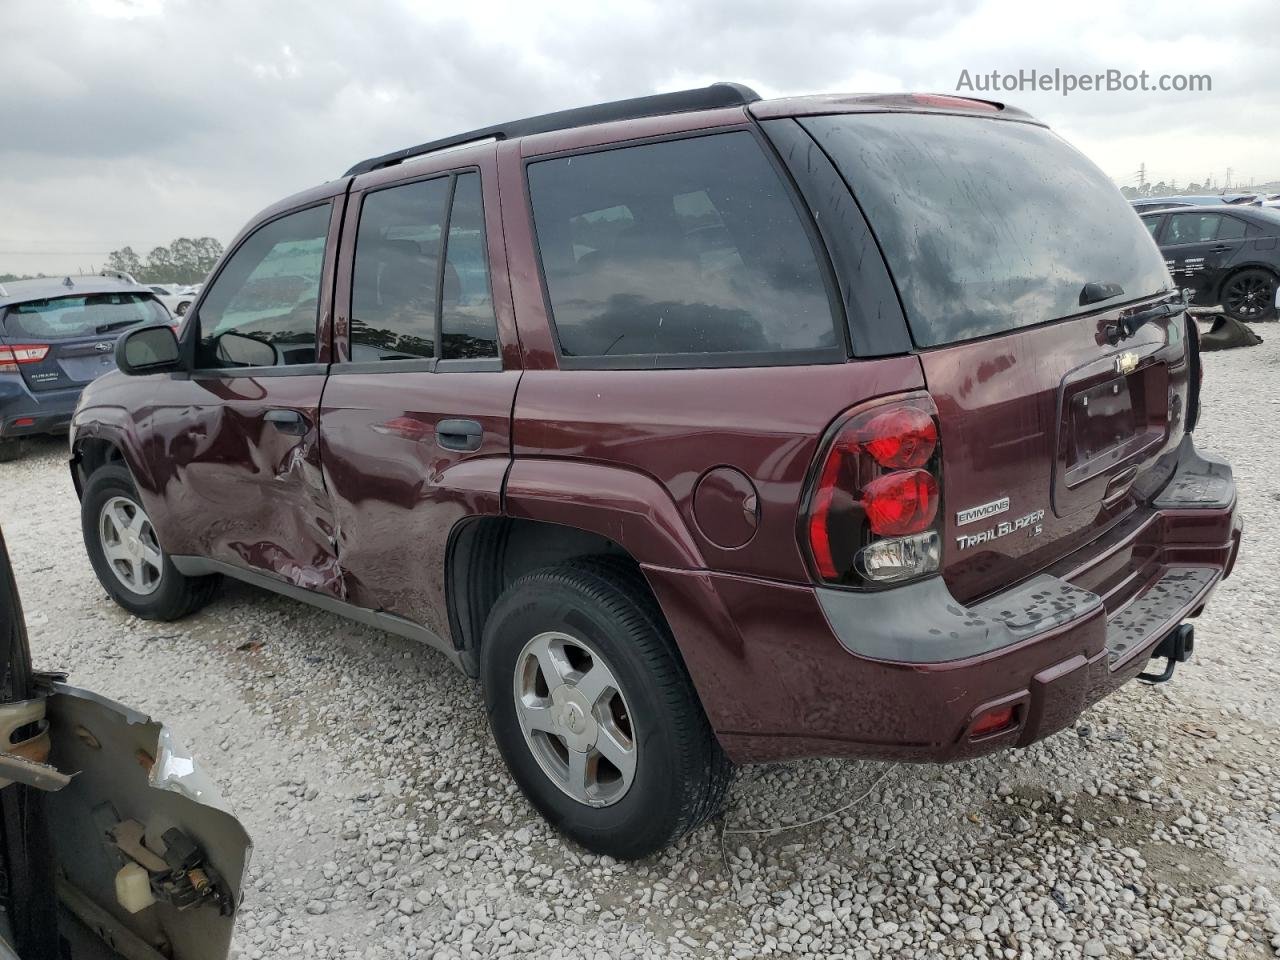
xmin=117 ymin=324 xmax=182 ymax=376
xmin=214 ymin=332 xmax=278 ymax=368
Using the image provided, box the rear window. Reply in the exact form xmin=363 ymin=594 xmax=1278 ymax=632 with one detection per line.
xmin=3 ymin=293 xmax=167 ymax=340
xmin=802 ymin=114 xmax=1173 ymax=348
xmin=527 ymin=132 xmax=840 ymax=365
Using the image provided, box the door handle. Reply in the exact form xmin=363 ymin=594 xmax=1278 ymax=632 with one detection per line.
xmin=1211 ymin=244 xmax=1231 ymax=252
xmin=436 ymin=418 xmax=483 ymax=452
xmin=264 ymin=409 xmax=308 ymax=436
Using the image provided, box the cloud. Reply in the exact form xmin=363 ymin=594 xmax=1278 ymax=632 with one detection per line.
xmin=2 ymin=0 xmax=1277 ymax=274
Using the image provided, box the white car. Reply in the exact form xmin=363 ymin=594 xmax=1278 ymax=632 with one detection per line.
xmin=143 ymin=284 xmax=201 ymax=318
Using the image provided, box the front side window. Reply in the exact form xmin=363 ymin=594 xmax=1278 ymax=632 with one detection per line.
xmin=1142 ymin=217 xmax=1162 ymax=238
xmin=803 ymin=113 xmax=1173 ymax=347
xmin=527 ymin=132 xmax=839 ymax=363
xmin=4 ymin=293 xmax=167 ymax=339
xmin=351 ymin=178 xmax=450 ymax=361
xmin=196 ymin=204 xmax=330 ymax=368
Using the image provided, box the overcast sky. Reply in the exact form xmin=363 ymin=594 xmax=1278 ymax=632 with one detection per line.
xmin=3 ymin=0 xmax=1278 ymax=276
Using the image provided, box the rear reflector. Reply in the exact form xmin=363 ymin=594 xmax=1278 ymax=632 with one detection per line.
xmin=12 ymin=417 xmax=35 ymax=427
xmin=971 ymin=705 xmax=1017 ymax=738
xmin=0 ymin=344 xmax=50 ymax=372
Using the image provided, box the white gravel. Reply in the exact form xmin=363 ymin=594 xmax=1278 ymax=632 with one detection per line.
xmin=3 ymin=335 xmax=1279 ymax=959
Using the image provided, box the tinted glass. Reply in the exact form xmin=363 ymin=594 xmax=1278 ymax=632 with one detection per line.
xmin=197 ymin=204 xmax=329 ymax=367
xmin=803 ymin=114 xmax=1172 ymax=347
xmin=1143 ymin=217 xmax=1162 ymax=237
xmin=527 ymin=132 xmax=838 ymax=361
xmin=1166 ymin=213 xmax=1224 ymax=245
xmin=351 ymin=178 xmax=449 ymax=361
xmin=441 ymin=173 xmax=499 ymax=359
xmin=1217 ymin=216 xmax=1247 ymax=241
xmin=4 ymin=293 xmax=167 ymax=339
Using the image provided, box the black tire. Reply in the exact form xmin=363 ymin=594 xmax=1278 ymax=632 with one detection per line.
xmin=481 ymin=558 xmax=732 ymax=859
xmin=0 ymin=439 xmax=27 ymax=463
xmin=1220 ymin=268 xmax=1278 ymax=322
xmin=81 ymin=464 xmax=220 ymax=620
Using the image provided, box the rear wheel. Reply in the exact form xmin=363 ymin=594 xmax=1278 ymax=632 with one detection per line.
xmin=1221 ymin=268 xmax=1277 ymax=322
xmin=481 ymin=559 xmax=732 ymax=859
xmin=81 ymin=464 xmax=220 ymax=620
xmin=0 ymin=439 xmax=27 ymax=463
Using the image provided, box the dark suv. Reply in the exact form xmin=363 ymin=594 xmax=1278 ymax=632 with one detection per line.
xmin=69 ymin=84 xmax=1241 ymax=859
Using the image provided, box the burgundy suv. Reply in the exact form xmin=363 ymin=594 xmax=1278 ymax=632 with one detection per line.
xmin=69 ymin=84 xmax=1241 ymax=859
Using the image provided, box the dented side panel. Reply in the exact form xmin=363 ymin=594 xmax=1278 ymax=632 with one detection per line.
xmin=133 ymin=371 xmax=343 ymax=595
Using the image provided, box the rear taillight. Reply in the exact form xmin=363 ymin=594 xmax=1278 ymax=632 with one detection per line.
xmin=802 ymin=395 xmax=943 ymax=588
xmin=0 ymin=344 xmax=50 ymax=373
xmin=1185 ymin=314 xmax=1202 ymax=433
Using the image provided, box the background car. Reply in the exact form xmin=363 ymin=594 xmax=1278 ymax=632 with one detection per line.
xmin=0 ymin=274 xmax=168 ymax=461
xmin=1130 ymin=194 xmax=1260 ymax=214
xmin=1140 ymin=205 xmax=1280 ymax=321
xmin=0 ymin=523 xmax=249 ymax=959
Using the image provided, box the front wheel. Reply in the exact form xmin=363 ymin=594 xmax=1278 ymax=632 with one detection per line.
xmin=481 ymin=559 xmax=732 ymax=859
xmin=1221 ymin=268 xmax=1278 ymax=322
xmin=80 ymin=464 xmax=220 ymax=620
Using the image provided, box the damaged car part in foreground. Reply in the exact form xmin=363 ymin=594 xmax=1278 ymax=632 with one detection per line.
xmin=1 ymin=527 xmax=250 ymax=960
xmin=69 ymin=84 xmax=1241 ymax=859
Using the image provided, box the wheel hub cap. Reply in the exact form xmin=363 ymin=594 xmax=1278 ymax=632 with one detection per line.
xmin=99 ymin=495 xmax=163 ymax=596
xmin=513 ymin=631 xmax=638 ymax=808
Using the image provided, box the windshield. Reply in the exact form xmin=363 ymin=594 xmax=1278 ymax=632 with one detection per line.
xmin=2 ymin=293 xmax=168 ymax=339
xmin=802 ymin=113 xmax=1173 ymax=347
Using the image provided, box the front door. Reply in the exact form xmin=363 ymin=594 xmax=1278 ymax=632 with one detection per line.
xmin=142 ymin=199 xmax=346 ymax=595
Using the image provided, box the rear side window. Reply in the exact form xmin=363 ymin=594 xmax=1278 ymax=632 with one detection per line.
xmin=350 ymin=171 xmax=500 ymax=363
xmin=441 ymin=173 xmax=499 ymax=359
xmin=351 ymin=178 xmax=449 ymax=361
xmin=1165 ymin=213 xmax=1234 ymax=245
xmin=4 ymin=293 xmax=167 ymax=340
xmin=803 ymin=114 xmax=1173 ymax=347
xmin=527 ymin=132 xmax=840 ymax=364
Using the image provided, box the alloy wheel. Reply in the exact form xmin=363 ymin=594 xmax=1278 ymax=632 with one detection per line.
xmin=99 ymin=495 xmax=164 ymax=596
xmin=512 ymin=630 xmax=638 ymax=808
xmin=1223 ymin=271 xmax=1276 ymax=321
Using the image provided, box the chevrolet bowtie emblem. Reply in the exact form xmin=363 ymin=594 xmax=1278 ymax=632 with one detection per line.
xmin=1115 ymin=351 xmax=1139 ymax=375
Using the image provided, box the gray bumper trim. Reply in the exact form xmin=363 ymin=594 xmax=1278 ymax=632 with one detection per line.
xmin=816 ymin=574 xmax=1103 ymax=664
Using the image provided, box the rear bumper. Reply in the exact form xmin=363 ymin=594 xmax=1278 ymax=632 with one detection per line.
xmin=0 ymin=380 xmax=81 ymax=438
xmin=647 ymin=436 xmax=1240 ymax=765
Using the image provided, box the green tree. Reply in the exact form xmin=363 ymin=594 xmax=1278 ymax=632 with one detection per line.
xmin=105 ymin=245 xmax=144 ymax=278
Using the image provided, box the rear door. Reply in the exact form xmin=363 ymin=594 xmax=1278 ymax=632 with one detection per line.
xmin=0 ymin=292 xmax=168 ymax=392
xmin=1162 ymin=211 xmax=1248 ymax=301
xmin=138 ymin=200 xmax=345 ymax=593
xmin=800 ymin=111 xmax=1189 ymax=605
xmin=319 ymin=151 xmax=519 ymax=638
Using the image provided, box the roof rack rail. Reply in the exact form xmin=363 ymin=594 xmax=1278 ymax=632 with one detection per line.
xmin=342 ymin=82 xmax=761 ymax=178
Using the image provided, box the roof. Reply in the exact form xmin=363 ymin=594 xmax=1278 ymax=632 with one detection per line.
xmin=0 ymin=274 xmax=154 ymax=309
xmin=340 ymin=84 xmax=1033 ymax=179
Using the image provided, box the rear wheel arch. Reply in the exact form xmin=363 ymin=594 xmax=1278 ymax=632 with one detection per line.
xmin=446 ymin=516 xmax=682 ymax=678
xmin=1214 ymin=262 xmax=1278 ymax=307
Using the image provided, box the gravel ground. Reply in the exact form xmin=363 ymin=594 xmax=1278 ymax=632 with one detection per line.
xmin=3 ymin=336 xmax=1280 ymax=960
